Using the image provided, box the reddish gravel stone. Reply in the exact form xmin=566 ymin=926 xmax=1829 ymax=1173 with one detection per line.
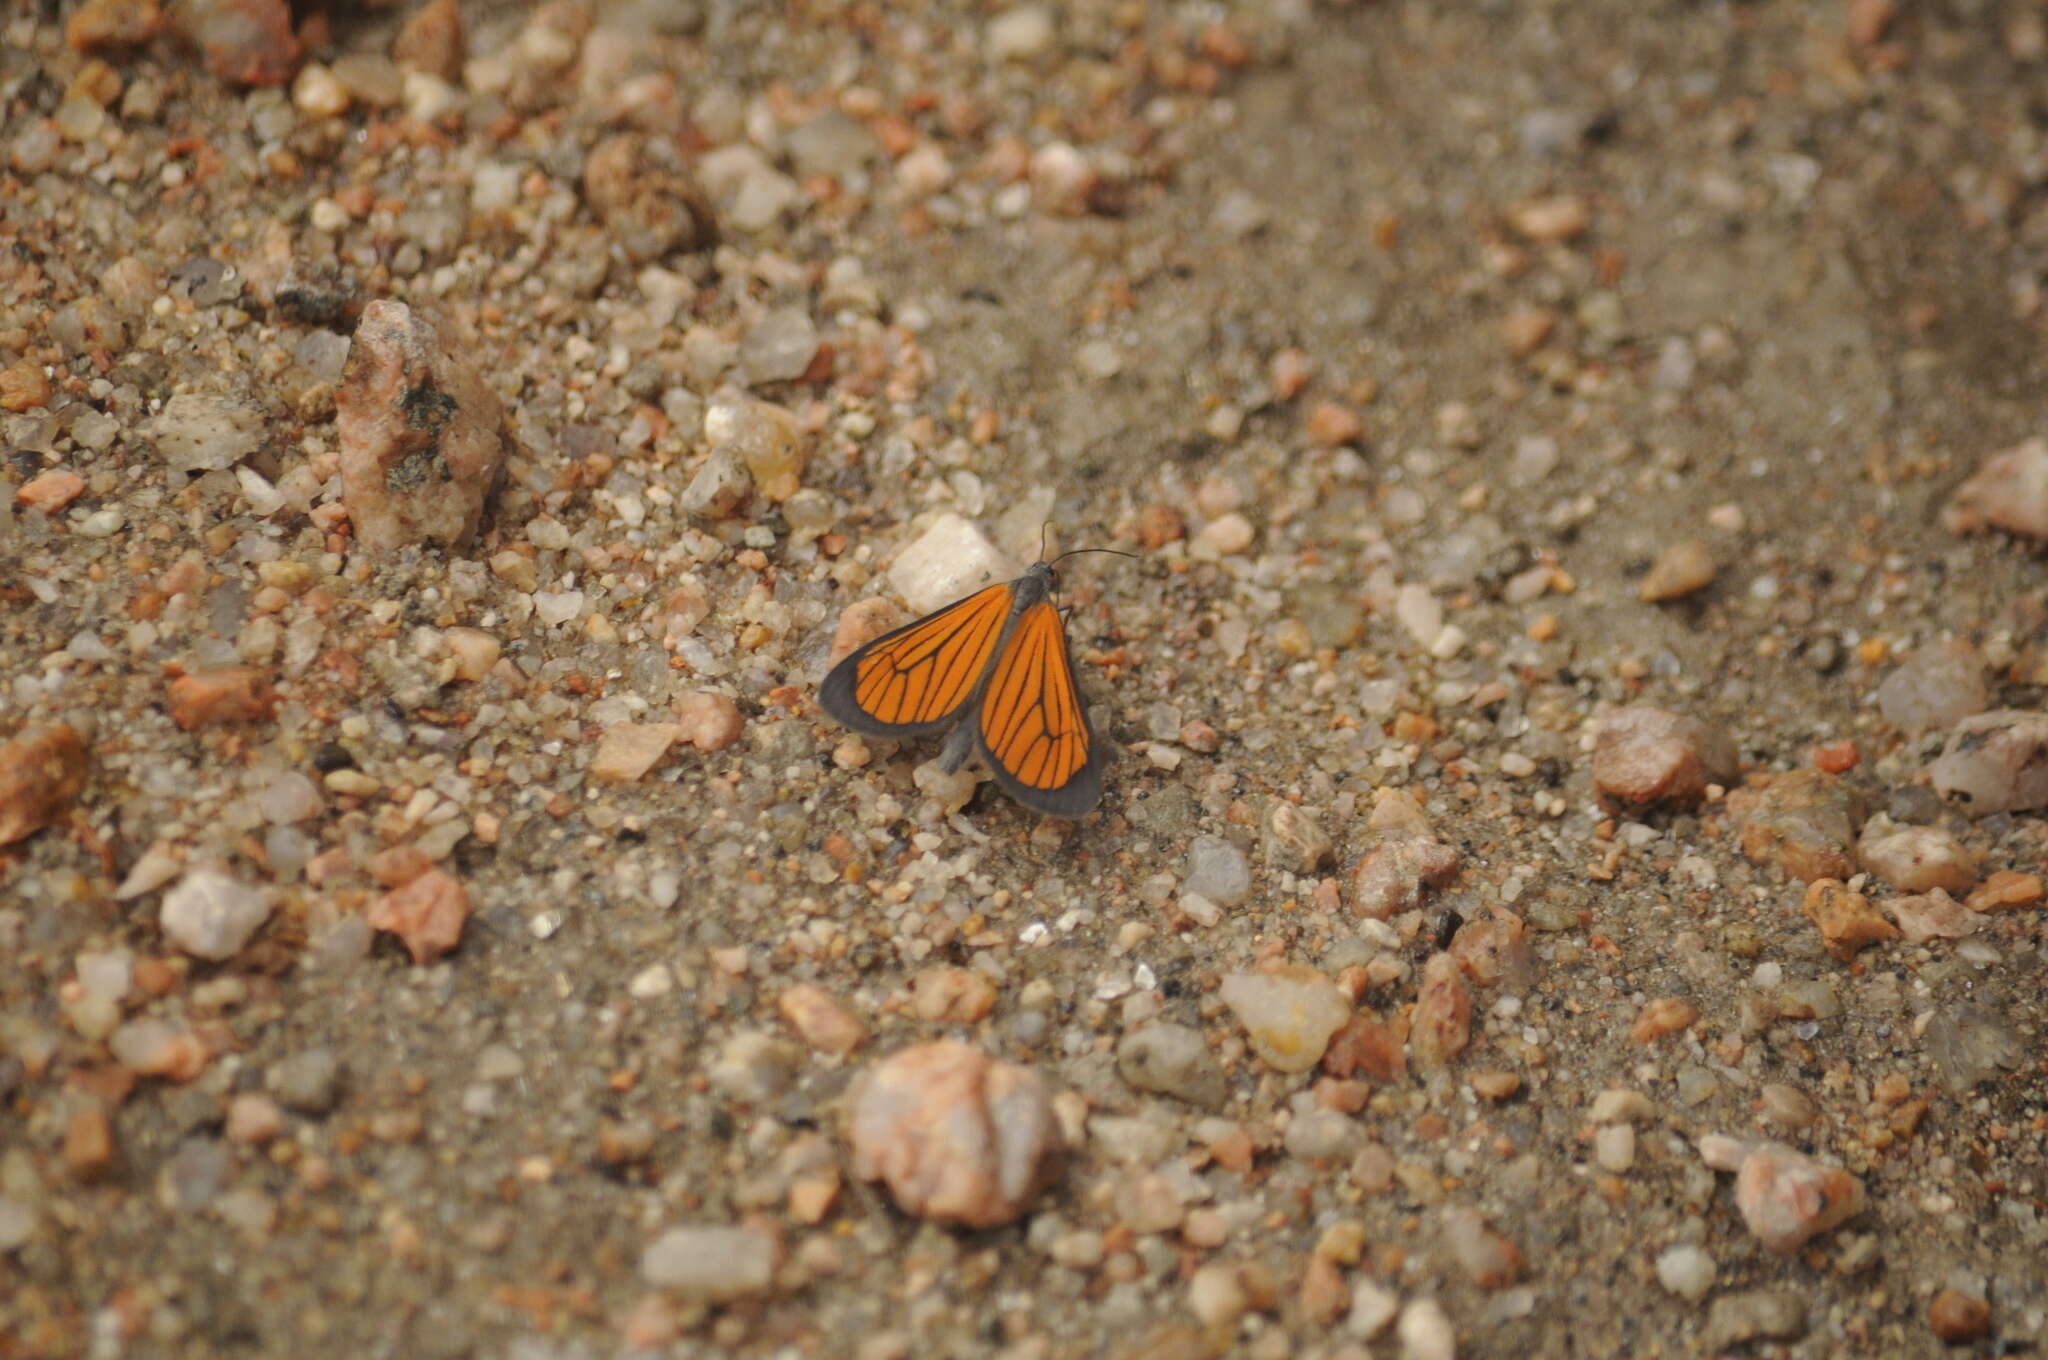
xmin=171 ymin=0 xmax=300 ymax=85
xmin=16 ymin=469 xmax=87 ymax=512
xmin=826 ymin=597 xmax=904 ymax=669
xmin=908 ymin=966 xmax=997 ymax=1023
xmin=1442 ymin=1205 xmax=1523 ymax=1287
xmin=392 ymin=0 xmax=464 ymax=81
xmin=0 ymin=361 xmax=52 ymax=412
xmin=777 ymin=984 xmax=866 ymax=1056
xmin=1128 ymin=503 xmax=1184 ymax=548
xmin=66 ymin=0 xmax=163 ymax=51
xmin=1409 ymin=952 xmax=1471 ymax=1070
xmin=1449 ymin=906 xmax=1530 ymax=987
xmin=1928 ymin=1289 xmax=1991 ymax=1343
xmin=672 ymin=691 xmax=744 ymax=751
xmin=1592 ymin=707 xmax=1739 ymax=810
xmin=583 ymin=133 xmax=717 ymax=267
xmin=0 ymin=723 xmax=89 ymax=847
xmin=1965 ymin=869 xmax=2044 ymax=912
xmin=167 ymin=667 xmax=276 ymax=730
xmin=1630 ymin=997 xmax=1697 ymax=1043
xmin=367 ymin=845 xmax=432 ymax=889
xmin=366 ymin=868 xmax=470 ymax=964
xmin=1802 ymin=878 xmax=1899 ymax=960
xmin=1810 ymin=740 xmax=1859 ymax=773
xmin=64 ymin=1107 xmax=117 ymax=1182
xmin=336 ymin=301 xmax=509 ymax=557
xmin=1322 ymin=1010 xmax=1407 ymax=1083
xmin=1347 ymin=837 xmax=1460 ymax=919
xmin=1306 ymin=401 xmax=1363 ymax=448
xmin=1736 ymin=770 xmax=1863 ymax=882
xmin=1730 ymin=1143 xmax=1865 ymax=1255
xmin=1638 ymin=539 xmax=1717 ymax=602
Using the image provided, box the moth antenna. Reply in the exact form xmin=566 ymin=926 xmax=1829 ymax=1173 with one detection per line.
xmin=1050 ymin=546 xmax=1139 ymax=565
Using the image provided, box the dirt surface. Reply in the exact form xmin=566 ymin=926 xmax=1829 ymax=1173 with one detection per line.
xmin=4 ymin=1 xmax=2047 ymax=1357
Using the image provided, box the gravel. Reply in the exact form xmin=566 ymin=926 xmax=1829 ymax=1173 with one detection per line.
xmin=4 ymin=1 xmax=2045 ymax=1356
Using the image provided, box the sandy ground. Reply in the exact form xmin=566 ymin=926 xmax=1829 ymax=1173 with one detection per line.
xmin=3 ymin=1 xmax=2046 ymax=1357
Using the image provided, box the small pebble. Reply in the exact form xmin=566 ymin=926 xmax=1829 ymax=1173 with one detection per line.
xmin=1397 ymin=1297 xmax=1457 ymax=1360
xmin=260 ymin=770 xmax=322 ymax=824
xmin=1187 ymin=512 xmax=1254 ymax=561
xmin=1704 ymin=1290 xmax=1808 ymax=1348
xmin=639 ymin=1225 xmax=776 ymax=1300
xmin=17 ymin=469 xmax=87 ymax=513
xmin=1594 ymin=1123 xmax=1635 ymax=1172
xmin=1876 ymin=639 xmax=1989 ymax=732
xmin=1722 ymin=1140 xmax=1866 ymax=1255
xmin=778 ymin=983 xmax=866 ymax=1055
xmin=225 ymin=1093 xmax=284 ymax=1145
xmin=739 ymin=315 xmax=821 ymax=388
xmin=1638 ymin=539 xmax=1716 ymax=601
xmin=1655 ymin=1244 xmax=1716 ymax=1301
xmin=1184 ymin=835 xmax=1251 ymax=907
xmin=1218 ymin=967 xmax=1352 ymax=1073
xmin=844 ymin=1041 xmax=1063 ymax=1228
xmin=1262 ymin=800 xmax=1333 ymax=875
xmin=1928 ymin=711 xmax=2048 ymax=815
xmin=1886 ymin=888 xmax=1977 ymax=943
xmin=1926 ymin=1003 xmax=2025 ymax=1091
xmin=0 ymin=723 xmax=89 ymax=847
xmin=108 ymin=1018 xmax=207 ymax=1080
xmin=984 ymin=4 xmax=1054 ymax=61
xmin=1592 ymin=707 xmax=1739 ymax=810
xmin=1440 ymin=1206 xmax=1521 ymax=1286
xmin=1802 ymin=878 xmax=1899 ymax=960
xmin=1738 ymin=770 xmax=1863 ymax=881
xmin=269 ymin=1047 xmax=345 ymax=1114
xmin=1409 ymin=953 xmax=1472 ymax=1070
xmin=160 ymin=869 xmax=272 ymax=961
xmin=1348 ymin=1279 xmax=1400 ymax=1338
xmin=1348 ymin=837 xmax=1460 ymax=919
xmin=366 ymin=868 xmax=470 ymax=964
xmin=148 ymin=394 xmax=262 ymax=473
xmin=64 ymin=1107 xmax=117 ymax=1182
xmin=1629 ymin=997 xmax=1696 ymax=1043
xmin=1928 ymin=1289 xmax=1992 ymax=1343
xmin=166 ymin=668 xmax=276 ymax=730
xmin=672 ymin=691 xmax=743 ymax=751
xmin=888 ymin=514 xmax=1019 ymax=615
xmin=1942 ymin=437 xmax=2048 ymax=539
xmin=337 ymin=301 xmax=507 ymax=556
xmin=590 ymin=723 xmax=680 ymax=783
xmin=1965 ymin=869 xmax=2043 ymax=912
xmin=0 ymin=1197 xmax=33 ymax=1251
xmin=1857 ymin=820 xmax=1977 ymax=894
xmin=1116 ymin=1022 xmax=1225 ymax=1108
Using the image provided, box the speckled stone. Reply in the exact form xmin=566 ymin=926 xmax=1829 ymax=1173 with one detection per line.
xmin=336 ymin=301 xmax=508 ymax=556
